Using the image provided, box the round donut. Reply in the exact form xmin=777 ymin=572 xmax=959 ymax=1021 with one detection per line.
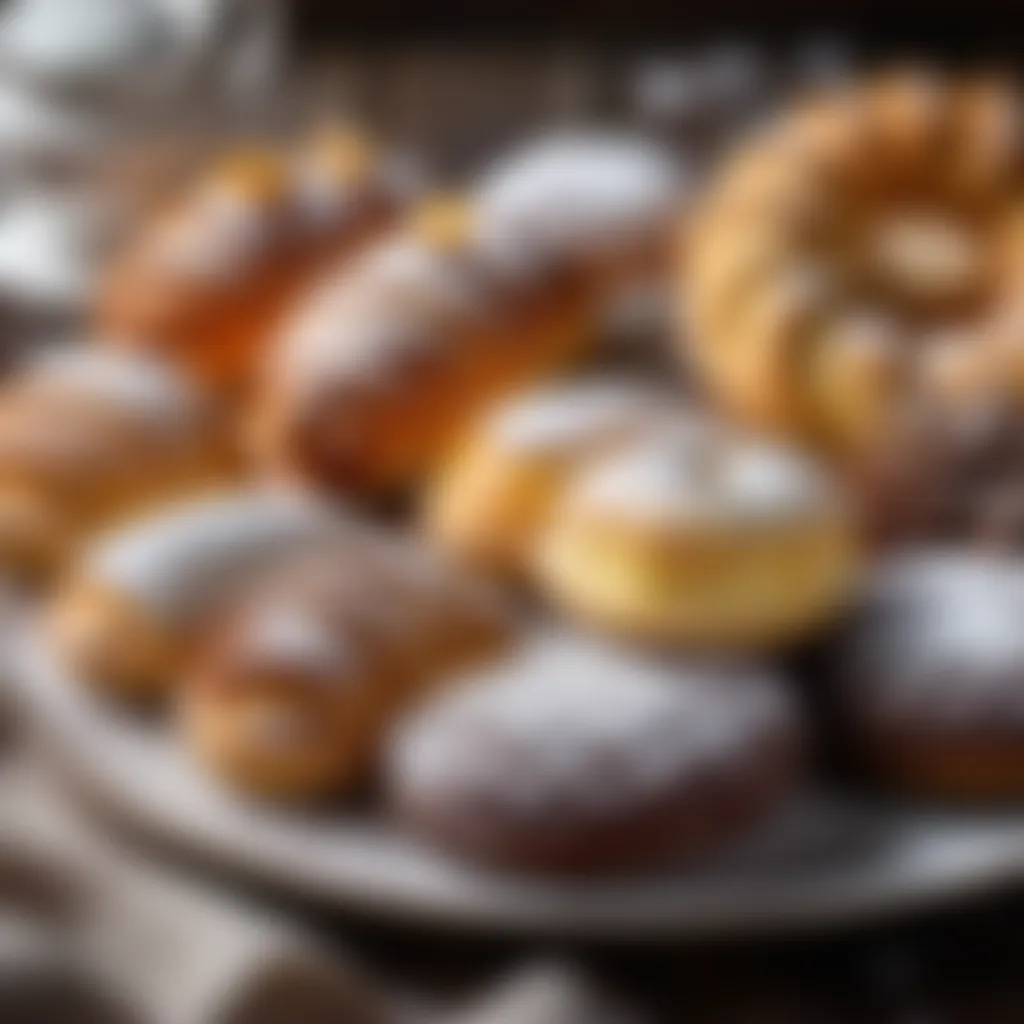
xmin=99 ymin=125 xmax=408 ymax=393
xmin=388 ymin=634 xmax=802 ymax=874
xmin=687 ymin=71 xmax=1024 ymax=454
xmin=830 ymin=553 xmax=1024 ymax=800
xmin=182 ymin=538 xmax=515 ymax=799
xmin=425 ymin=380 xmax=674 ymax=575
xmin=49 ymin=490 xmax=347 ymax=699
xmin=536 ymin=419 xmax=857 ymax=651
xmin=0 ymin=347 xmax=233 ymax=577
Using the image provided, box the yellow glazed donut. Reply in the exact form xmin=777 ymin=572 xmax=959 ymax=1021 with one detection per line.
xmin=99 ymin=125 xmax=409 ymax=394
xmin=0 ymin=347 xmax=233 ymax=578
xmin=253 ymin=135 xmax=680 ymax=496
xmin=49 ymin=490 xmax=347 ymax=699
xmin=426 ymin=380 xmax=674 ymax=574
xmin=687 ymin=71 xmax=1024 ymax=454
xmin=536 ymin=420 xmax=857 ymax=650
xmin=182 ymin=536 xmax=515 ymax=800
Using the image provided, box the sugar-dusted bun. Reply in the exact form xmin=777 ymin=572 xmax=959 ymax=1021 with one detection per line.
xmin=182 ymin=535 xmax=515 ymax=799
xmin=49 ymin=489 xmax=348 ymax=698
xmin=426 ymin=379 xmax=674 ymax=574
xmin=99 ymin=125 xmax=409 ymax=392
xmin=252 ymin=200 xmax=595 ymax=495
xmin=537 ymin=418 xmax=857 ymax=650
xmin=475 ymin=132 xmax=680 ymax=285
xmin=389 ymin=633 xmax=802 ymax=874
xmin=0 ymin=347 xmax=233 ymax=577
xmin=255 ymin=138 xmax=682 ymax=497
xmin=831 ymin=553 xmax=1024 ymax=799
xmin=688 ymin=71 xmax=1024 ymax=454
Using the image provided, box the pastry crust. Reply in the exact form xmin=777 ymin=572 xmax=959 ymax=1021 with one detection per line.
xmin=254 ymin=138 xmax=680 ymax=496
xmin=0 ymin=348 xmax=233 ymax=577
xmin=98 ymin=126 xmax=406 ymax=393
xmin=182 ymin=535 xmax=515 ymax=799
xmin=426 ymin=380 xmax=673 ymax=574
xmin=687 ymin=71 xmax=1024 ymax=454
xmin=50 ymin=490 xmax=347 ymax=698
xmin=536 ymin=419 xmax=857 ymax=650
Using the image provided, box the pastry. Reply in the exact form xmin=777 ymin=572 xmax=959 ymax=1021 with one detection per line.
xmin=536 ymin=419 xmax=856 ymax=650
xmin=182 ymin=536 xmax=515 ymax=799
xmin=426 ymin=380 xmax=672 ymax=574
xmin=254 ymin=137 xmax=680 ymax=496
xmin=474 ymin=133 xmax=680 ymax=288
xmin=830 ymin=553 xmax=1024 ymax=799
xmin=389 ymin=634 xmax=801 ymax=874
xmin=0 ymin=347 xmax=232 ymax=577
xmin=49 ymin=489 xmax=346 ymax=698
xmin=687 ymin=71 xmax=1024 ymax=455
xmin=99 ymin=124 xmax=407 ymax=392
xmin=857 ymin=390 xmax=1024 ymax=549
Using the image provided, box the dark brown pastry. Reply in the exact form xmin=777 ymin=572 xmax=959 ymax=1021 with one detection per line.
xmin=388 ymin=634 xmax=801 ymax=874
xmin=858 ymin=391 xmax=1024 ymax=549
xmin=831 ymin=552 xmax=1024 ymax=799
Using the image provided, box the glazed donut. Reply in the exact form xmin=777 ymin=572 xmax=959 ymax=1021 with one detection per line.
xmin=389 ymin=634 xmax=802 ymax=874
xmin=0 ymin=347 xmax=233 ymax=577
xmin=253 ymin=137 xmax=680 ymax=496
xmin=426 ymin=380 xmax=674 ymax=574
xmin=536 ymin=419 xmax=856 ymax=650
xmin=688 ymin=71 xmax=1024 ymax=454
xmin=99 ymin=125 xmax=409 ymax=392
xmin=831 ymin=553 xmax=1024 ymax=799
xmin=182 ymin=537 xmax=515 ymax=799
xmin=49 ymin=490 xmax=347 ymax=698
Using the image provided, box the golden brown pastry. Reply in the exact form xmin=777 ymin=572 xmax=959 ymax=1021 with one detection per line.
xmin=99 ymin=125 xmax=408 ymax=393
xmin=536 ymin=419 xmax=857 ymax=650
xmin=253 ymin=136 xmax=680 ymax=496
xmin=49 ymin=490 xmax=348 ymax=699
xmin=426 ymin=380 xmax=674 ymax=574
xmin=0 ymin=347 xmax=233 ymax=577
xmin=182 ymin=536 xmax=515 ymax=799
xmin=687 ymin=71 xmax=1024 ymax=455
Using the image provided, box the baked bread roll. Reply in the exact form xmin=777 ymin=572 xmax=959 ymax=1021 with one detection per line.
xmin=182 ymin=537 xmax=515 ymax=799
xmin=99 ymin=125 xmax=408 ymax=392
xmin=254 ymin=137 xmax=680 ymax=496
xmin=536 ymin=419 xmax=857 ymax=650
xmin=426 ymin=380 xmax=674 ymax=574
xmin=0 ymin=347 xmax=232 ymax=577
xmin=50 ymin=490 xmax=347 ymax=698
xmin=688 ymin=71 xmax=1024 ymax=454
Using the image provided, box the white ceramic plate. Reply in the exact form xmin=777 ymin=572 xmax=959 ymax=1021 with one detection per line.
xmin=11 ymin=628 xmax=1024 ymax=939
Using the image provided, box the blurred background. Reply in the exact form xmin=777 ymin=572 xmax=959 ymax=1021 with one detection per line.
xmin=6 ymin=2 xmax=1024 ymax=1023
